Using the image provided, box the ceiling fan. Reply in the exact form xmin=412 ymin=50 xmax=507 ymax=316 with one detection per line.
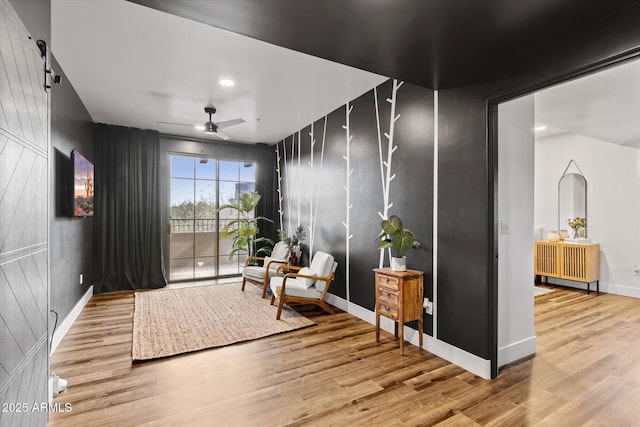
xmin=158 ymin=106 xmax=245 ymax=140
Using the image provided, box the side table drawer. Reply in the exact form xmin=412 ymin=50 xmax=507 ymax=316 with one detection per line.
xmin=377 ymin=274 xmax=399 ymax=291
xmin=378 ymin=301 xmax=398 ymax=320
xmin=378 ymin=287 xmax=398 ymax=304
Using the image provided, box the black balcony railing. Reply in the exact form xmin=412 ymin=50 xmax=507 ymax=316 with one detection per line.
xmin=170 ymin=218 xmax=243 ymax=233
xmin=170 ymin=218 xmax=216 ymax=233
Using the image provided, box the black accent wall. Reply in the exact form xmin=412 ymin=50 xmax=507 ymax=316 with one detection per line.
xmin=436 ymin=6 xmax=640 ymax=377
xmin=278 ymin=79 xmax=434 ymax=334
xmin=50 ymin=55 xmax=95 ymax=322
xmin=276 ymin=3 xmax=640 ymax=377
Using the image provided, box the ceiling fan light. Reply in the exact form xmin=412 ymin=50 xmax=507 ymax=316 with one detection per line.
xmin=194 ymin=124 xmax=205 ymax=131
xmin=203 ymin=121 xmax=218 ymax=134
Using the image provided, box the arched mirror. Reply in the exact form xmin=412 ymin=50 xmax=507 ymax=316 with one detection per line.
xmin=558 ymin=160 xmax=587 ymax=238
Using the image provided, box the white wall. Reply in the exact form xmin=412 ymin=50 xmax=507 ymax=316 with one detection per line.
xmin=498 ymin=95 xmax=536 ymax=367
xmin=535 ymin=133 xmax=640 ymax=297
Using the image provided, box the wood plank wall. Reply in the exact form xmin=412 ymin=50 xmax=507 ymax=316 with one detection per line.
xmin=0 ymin=0 xmax=50 ymax=424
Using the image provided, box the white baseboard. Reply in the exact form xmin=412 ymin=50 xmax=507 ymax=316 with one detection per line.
xmin=498 ymin=335 xmax=536 ymax=367
xmin=324 ymin=293 xmax=349 ymax=311
xmin=50 ymin=285 xmax=93 ymax=355
xmin=545 ymin=278 xmax=640 ymax=298
xmin=326 ymin=292 xmax=492 ymax=379
xmin=601 ymin=282 xmax=640 ymax=298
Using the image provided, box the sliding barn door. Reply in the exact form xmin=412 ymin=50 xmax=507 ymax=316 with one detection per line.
xmin=0 ymin=0 xmax=50 ymax=425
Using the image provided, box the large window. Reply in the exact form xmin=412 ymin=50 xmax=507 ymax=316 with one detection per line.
xmin=168 ymin=155 xmax=256 ymax=281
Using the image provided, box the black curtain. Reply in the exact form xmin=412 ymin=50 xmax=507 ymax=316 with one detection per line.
xmin=93 ymin=124 xmax=167 ymax=293
xmin=254 ymin=144 xmax=278 ymax=243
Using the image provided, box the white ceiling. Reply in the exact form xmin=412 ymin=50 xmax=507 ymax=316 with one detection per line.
xmin=51 ymin=0 xmax=387 ymax=144
xmin=51 ymin=1 xmax=640 ymax=148
xmin=535 ymin=59 xmax=640 ymax=149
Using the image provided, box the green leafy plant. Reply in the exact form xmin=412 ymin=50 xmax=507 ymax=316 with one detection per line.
xmin=278 ymin=225 xmax=308 ymax=252
xmin=217 ymin=191 xmax=273 ymax=259
xmin=375 ymin=215 xmax=420 ymax=257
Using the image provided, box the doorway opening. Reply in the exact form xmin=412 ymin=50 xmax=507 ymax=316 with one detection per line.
xmin=496 ymin=57 xmax=640 ymax=370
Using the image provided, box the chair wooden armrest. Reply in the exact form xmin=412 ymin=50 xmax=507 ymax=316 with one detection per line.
xmin=265 ymin=259 xmax=288 ymax=271
xmin=283 ymin=272 xmax=330 ymax=283
xmin=279 ymin=272 xmax=334 ymax=295
xmin=240 ymin=241 xmax=290 ymax=299
xmin=244 ymin=256 xmax=265 ymax=266
xmin=270 ymin=252 xmax=337 ymax=319
xmin=275 ymin=264 xmax=303 ymax=276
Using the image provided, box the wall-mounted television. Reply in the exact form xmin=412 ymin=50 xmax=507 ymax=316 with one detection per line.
xmin=71 ymin=150 xmax=94 ymax=217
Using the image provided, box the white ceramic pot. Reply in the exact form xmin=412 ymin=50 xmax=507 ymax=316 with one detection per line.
xmin=391 ymin=256 xmax=407 ymax=271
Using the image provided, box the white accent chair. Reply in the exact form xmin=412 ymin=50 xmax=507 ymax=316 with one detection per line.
xmin=241 ymin=241 xmax=289 ymax=298
xmin=269 ymin=251 xmax=338 ymax=319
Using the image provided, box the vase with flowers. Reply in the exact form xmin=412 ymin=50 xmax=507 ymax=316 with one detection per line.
xmin=568 ymin=216 xmax=586 ymax=239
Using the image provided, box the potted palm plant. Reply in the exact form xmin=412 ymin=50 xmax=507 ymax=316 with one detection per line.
xmin=278 ymin=225 xmax=307 ymax=266
xmin=217 ymin=191 xmax=273 ymax=259
xmin=375 ymin=215 xmax=420 ymax=271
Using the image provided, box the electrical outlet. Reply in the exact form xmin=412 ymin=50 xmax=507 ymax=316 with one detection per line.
xmin=425 ymin=301 xmax=433 ymax=315
xmin=80 ymin=273 xmax=83 ymax=285
xmin=500 ymin=220 xmax=511 ymax=235
xmin=633 ymin=265 xmax=640 ymax=276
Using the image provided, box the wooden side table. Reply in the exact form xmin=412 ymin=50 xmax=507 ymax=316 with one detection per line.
xmin=374 ymin=268 xmax=424 ymax=355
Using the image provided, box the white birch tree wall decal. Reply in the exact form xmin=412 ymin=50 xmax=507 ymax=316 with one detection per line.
xmin=342 ymin=102 xmax=354 ymax=301
xmin=297 ymin=130 xmax=301 ymax=227
xmin=282 ymin=136 xmax=292 ymax=235
xmin=309 ymin=116 xmax=327 ymax=260
xmin=307 ymin=122 xmax=315 ymax=259
xmin=376 ymin=79 xmax=404 ymax=268
xmin=290 ymin=132 xmax=297 ymax=231
xmin=275 ymin=143 xmax=284 ymax=232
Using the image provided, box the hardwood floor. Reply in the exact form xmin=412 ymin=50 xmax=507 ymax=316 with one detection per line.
xmin=49 ymin=286 xmax=640 ymax=426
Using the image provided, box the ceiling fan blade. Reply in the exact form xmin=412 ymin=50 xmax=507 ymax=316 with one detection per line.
xmin=215 ymin=118 xmax=245 ymax=129
xmin=215 ymin=129 xmax=231 ymax=140
xmin=157 ymin=121 xmax=194 ymax=127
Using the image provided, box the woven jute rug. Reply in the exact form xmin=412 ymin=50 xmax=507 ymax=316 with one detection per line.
xmin=132 ymin=282 xmax=315 ymax=361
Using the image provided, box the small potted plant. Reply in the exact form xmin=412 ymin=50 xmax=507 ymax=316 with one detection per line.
xmin=375 ymin=215 xmax=420 ymax=271
xmin=278 ymin=225 xmax=307 ymax=266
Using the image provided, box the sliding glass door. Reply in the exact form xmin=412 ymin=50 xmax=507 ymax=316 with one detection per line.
xmin=168 ymin=155 xmax=256 ymax=282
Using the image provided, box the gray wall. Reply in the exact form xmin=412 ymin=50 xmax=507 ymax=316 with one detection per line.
xmin=50 ymin=55 xmax=95 ymax=322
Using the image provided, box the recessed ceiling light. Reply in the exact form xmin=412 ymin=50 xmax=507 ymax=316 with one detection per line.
xmin=194 ymin=124 xmax=205 ymax=131
xmin=219 ymin=79 xmax=235 ymax=87
xmin=533 ymin=125 xmax=547 ymax=132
